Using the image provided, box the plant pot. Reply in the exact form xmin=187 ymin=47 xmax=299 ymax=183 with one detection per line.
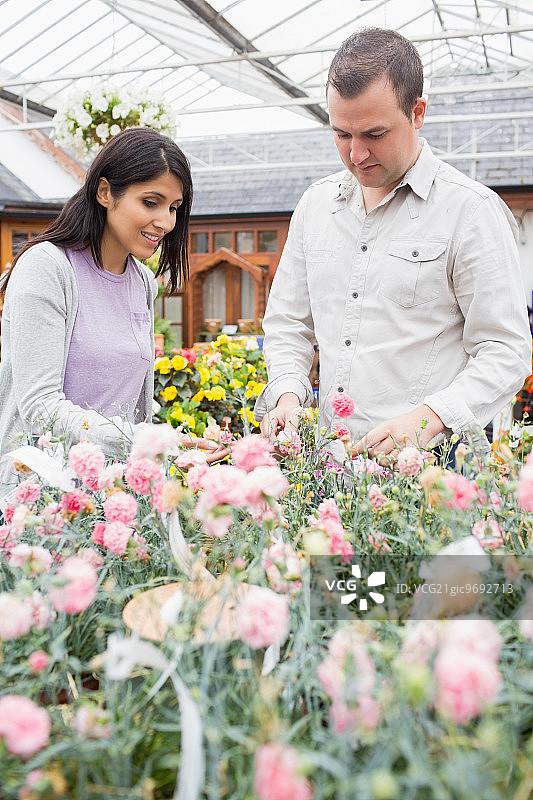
xmin=205 ymin=318 xmax=222 ymax=333
xmin=237 ymin=318 xmax=254 ymax=334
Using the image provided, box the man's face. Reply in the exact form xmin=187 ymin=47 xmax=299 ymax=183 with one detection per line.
xmin=327 ymin=77 xmax=426 ymax=196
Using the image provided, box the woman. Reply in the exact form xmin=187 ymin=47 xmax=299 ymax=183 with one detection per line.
xmin=0 ymin=127 xmax=220 ymax=504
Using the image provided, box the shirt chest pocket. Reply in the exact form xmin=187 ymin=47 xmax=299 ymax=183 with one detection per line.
xmin=131 ymin=311 xmax=152 ymax=362
xmin=380 ymin=238 xmax=449 ymax=308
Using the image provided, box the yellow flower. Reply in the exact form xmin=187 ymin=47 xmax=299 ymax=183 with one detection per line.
xmin=215 ymin=334 xmax=230 ymax=347
xmin=184 ymin=414 xmax=196 ymax=430
xmin=161 ymin=386 xmax=178 ymax=402
xmin=171 ymin=354 xmax=187 ymax=371
xmin=155 ymin=356 xmax=171 ymax=374
xmin=170 ymin=406 xmax=184 ymax=422
xmin=238 ymin=406 xmax=256 ymax=425
xmin=198 ymin=367 xmax=210 ymax=386
xmin=205 ymin=386 xmax=225 ymax=401
xmin=192 ymin=390 xmax=205 ymax=402
xmin=245 ymin=381 xmax=265 ymax=398
xmin=230 ymin=379 xmax=244 ymax=389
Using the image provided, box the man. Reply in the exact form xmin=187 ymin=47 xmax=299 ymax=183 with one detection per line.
xmin=255 ymin=27 xmax=531 ymax=459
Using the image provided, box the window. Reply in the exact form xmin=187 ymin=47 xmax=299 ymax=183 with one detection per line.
xmin=11 ymin=230 xmax=32 ymax=256
xmin=258 ymin=230 xmax=277 ymax=252
xmin=191 ymin=232 xmax=209 ymax=253
xmin=236 ymin=231 xmax=254 ymax=253
xmin=240 ymin=270 xmax=255 ymax=318
xmin=203 ymin=267 xmax=227 ymax=324
xmin=214 ymin=231 xmax=232 ymax=250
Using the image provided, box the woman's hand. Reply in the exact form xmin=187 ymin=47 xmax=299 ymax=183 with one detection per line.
xmin=178 ymin=435 xmax=229 ymax=465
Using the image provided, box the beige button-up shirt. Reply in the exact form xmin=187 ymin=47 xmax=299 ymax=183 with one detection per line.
xmin=255 ymin=140 xmax=531 ymax=441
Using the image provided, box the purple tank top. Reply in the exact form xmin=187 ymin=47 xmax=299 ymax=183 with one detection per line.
xmin=63 ymin=247 xmax=151 ymax=422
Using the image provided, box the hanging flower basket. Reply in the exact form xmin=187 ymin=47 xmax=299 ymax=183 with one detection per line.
xmin=52 ymin=84 xmax=178 ymax=163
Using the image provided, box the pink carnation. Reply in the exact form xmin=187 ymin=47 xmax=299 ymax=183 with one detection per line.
xmin=368 ymin=484 xmax=387 ymax=509
xmin=333 ymin=422 xmax=351 ymax=439
xmin=434 ymin=645 xmax=502 ymax=725
xmin=30 ymin=591 xmax=54 ymax=630
xmin=28 ymin=650 xmax=50 ymax=673
xmin=8 ymin=544 xmax=53 ymax=576
xmin=125 ymin=458 xmax=163 ymax=495
xmin=186 ymin=463 xmax=210 ymax=491
xmin=130 ymin=423 xmax=182 ymax=461
xmin=68 ymin=441 xmax=105 ymax=480
xmin=517 ymin=459 xmax=533 ymax=512
xmin=78 ymin=548 xmax=105 ymax=569
xmin=397 ymin=446 xmax=424 ymax=476
xmin=254 ymin=742 xmax=313 ymax=800
xmin=329 ymin=391 xmax=355 ymax=418
xmin=102 ymin=521 xmax=133 ymax=555
xmin=103 ymin=491 xmax=138 ymax=524
xmin=442 ymin=473 xmax=478 ymax=510
xmin=471 ymin=518 xmax=505 ymax=549
xmin=97 ymin=462 xmax=125 ymax=490
xmin=244 ymin=467 xmax=289 ymax=507
xmin=49 ymin=556 xmax=98 ymax=614
xmin=236 ymin=586 xmax=290 ymax=649
xmin=92 ymin=521 xmax=106 ymax=546
xmin=0 ymin=593 xmax=33 ymax=640
xmin=261 ymin=541 xmax=303 ymax=594
xmin=14 ymin=479 xmax=41 ymax=505
xmin=0 ymin=695 xmax=51 ymax=758
xmin=61 ymin=488 xmax=92 ymax=517
xmin=200 ymin=465 xmax=250 ymax=509
xmin=317 ymin=498 xmax=341 ymax=523
xmin=231 ymin=434 xmax=276 ymax=471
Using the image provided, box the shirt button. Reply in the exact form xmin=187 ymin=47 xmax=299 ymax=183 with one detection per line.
xmin=361 ymin=244 xmax=368 ymax=252
xmin=337 ymin=386 xmax=344 ymax=392
xmin=412 ymin=249 xmax=419 ymax=258
xmin=345 ymin=339 xmax=351 ymax=346
xmin=352 ymin=291 xmax=359 ymax=298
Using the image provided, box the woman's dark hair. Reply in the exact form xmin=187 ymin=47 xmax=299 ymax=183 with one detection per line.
xmin=327 ymin=27 xmax=424 ymax=119
xmin=1 ymin=127 xmax=192 ymax=295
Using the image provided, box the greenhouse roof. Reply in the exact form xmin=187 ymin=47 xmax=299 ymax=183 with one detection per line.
xmin=0 ymin=0 xmax=532 ymax=138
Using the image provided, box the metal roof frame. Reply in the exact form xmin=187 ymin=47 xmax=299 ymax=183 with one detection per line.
xmin=0 ymin=0 xmax=531 ymax=156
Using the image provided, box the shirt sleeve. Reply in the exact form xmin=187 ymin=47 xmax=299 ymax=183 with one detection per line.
xmin=254 ymin=196 xmax=315 ymax=421
xmin=6 ymin=248 xmax=136 ymax=459
xmin=424 ymin=193 xmax=531 ymax=434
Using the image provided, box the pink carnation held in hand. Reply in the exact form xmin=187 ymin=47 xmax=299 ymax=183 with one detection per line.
xmin=0 ymin=695 xmax=51 ymax=758
xmin=329 ymin=391 xmax=355 ymax=418
xmin=254 ymin=742 xmax=313 ymax=800
xmin=236 ymin=585 xmax=290 ymax=649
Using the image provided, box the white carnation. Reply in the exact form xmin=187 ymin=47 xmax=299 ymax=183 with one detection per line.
xmin=95 ymin=123 xmax=109 ymax=142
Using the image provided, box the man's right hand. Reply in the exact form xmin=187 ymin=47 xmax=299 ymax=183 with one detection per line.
xmin=259 ymin=392 xmax=301 ymax=441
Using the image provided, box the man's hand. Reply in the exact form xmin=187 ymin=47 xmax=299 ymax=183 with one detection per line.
xmin=352 ymin=404 xmax=445 ymax=462
xmin=260 ymin=392 xmax=301 ymax=441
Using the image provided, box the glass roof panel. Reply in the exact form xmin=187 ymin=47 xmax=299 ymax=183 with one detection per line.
xmin=0 ymin=0 xmax=532 ymax=137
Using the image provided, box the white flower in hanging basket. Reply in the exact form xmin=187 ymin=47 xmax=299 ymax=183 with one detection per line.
xmin=53 ymin=84 xmax=179 ymax=163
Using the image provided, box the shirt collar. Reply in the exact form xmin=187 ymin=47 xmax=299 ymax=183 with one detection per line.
xmin=395 ymin=138 xmax=439 ymax=201
xmin=329 ymin=138 xmax=439 ymax=212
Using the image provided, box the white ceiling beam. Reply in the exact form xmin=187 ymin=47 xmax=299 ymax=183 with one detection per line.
xmin=3 ymin=23 xmax=533 ymax=90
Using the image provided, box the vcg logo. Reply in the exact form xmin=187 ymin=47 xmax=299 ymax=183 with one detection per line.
xmin=324 ymin=564 xmax=386 ymax=611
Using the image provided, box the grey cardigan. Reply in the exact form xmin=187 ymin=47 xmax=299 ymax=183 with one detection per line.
xmin=0 ymin=241 xmax=158 ymax=499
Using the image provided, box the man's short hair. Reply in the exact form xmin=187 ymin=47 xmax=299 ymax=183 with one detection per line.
xmin=327 ymin=27 xmax=424 ymax=119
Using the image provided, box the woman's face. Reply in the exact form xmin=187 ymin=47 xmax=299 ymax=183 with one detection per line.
xmin=97 ymin=171 xmax=183 ymax=273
